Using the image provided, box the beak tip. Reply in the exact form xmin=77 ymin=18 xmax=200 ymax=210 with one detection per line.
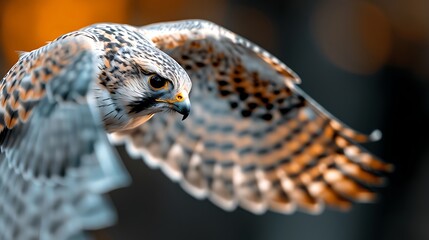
xmin=172 ymin=98 xmax=191 ymax=121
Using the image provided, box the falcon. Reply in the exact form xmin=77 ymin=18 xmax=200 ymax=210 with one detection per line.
xmin=0 ymin=20 xmax=392 ymax=239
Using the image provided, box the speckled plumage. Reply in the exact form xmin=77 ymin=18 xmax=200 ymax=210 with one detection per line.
xmin=0 ymin=20 xmax=392 ymax=239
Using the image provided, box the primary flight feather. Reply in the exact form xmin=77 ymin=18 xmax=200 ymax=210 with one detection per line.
xmin=0 ymin=20 xmax=392 ymax=239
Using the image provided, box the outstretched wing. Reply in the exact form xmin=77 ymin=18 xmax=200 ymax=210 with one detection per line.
xmin=113 ymin=20 xmax=392 ymax=215
xmin=0 ymin=35 xmax=130 ymax=239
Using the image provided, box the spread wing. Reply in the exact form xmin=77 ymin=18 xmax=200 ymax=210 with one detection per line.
xmin=0 ymin=35 xmax=130 ymax=239
xmin=113 ymin=20 xmax=392 ymax=214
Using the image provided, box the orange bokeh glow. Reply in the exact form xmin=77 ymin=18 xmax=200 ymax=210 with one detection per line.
xmin=1 ymin=0 xmax=129 ymax=66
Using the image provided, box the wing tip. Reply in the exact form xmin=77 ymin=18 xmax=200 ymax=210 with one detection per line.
xmin=369 ymin=129 xmax=382 ymax=142
xmin=384 ymin=163 xmax=395 ymax=173
xmin=296 ymin=201 xmax=326 ymax=215
xmin=238 ymin=198 xmax=268 ymax=215
xmin=160 ymin=163 xmax=182 ymax=182
xmin=180 ymin=180 xmax=208 ymax=200
xmin=268 ymin=202 xmax=298 ymax=215
xmin=209 ymin=194 xmax=238 ymax=212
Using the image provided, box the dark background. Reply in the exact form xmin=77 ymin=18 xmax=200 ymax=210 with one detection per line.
xmin=1 ymin=0 xmax=429 ymax=239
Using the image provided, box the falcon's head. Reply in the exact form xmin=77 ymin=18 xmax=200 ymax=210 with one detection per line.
xmin=126 ymin=70 xmax=192 ymax=119
xmin=116 ymin=47 xmax=191 ymax=129
xmin=122 ymin=49 xmax=191 ymax=115
xmin=91 ymin=25 xmax=192 ymax=131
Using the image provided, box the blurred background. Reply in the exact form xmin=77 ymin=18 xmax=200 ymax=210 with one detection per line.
xmin=1 ymin=0 xmax=429 ymax=239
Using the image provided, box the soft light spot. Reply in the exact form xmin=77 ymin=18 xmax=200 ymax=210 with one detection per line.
xmin=311 ymin=1 xmax=392 ymax=74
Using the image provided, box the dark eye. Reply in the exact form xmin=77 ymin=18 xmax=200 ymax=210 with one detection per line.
xmin=149 ymin=74 xmax=168 ymax=90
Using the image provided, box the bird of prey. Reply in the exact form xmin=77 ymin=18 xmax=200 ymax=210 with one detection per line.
xmin=0 ymin=20 xmax=392 ymax=239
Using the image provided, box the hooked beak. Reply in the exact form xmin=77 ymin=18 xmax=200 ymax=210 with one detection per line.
xmin=172 ymin=97 xmax=191 ymax=120
xmin=156 ymin=92 xmax=191 ymax=120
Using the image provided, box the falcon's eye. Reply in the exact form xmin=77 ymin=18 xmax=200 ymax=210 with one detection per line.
xmin=149 ymin=74 xmax=168 ymax=90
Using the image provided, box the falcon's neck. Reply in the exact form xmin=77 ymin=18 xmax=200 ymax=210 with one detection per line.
xmin=92 ymin=84 xmax=154 ymax=133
